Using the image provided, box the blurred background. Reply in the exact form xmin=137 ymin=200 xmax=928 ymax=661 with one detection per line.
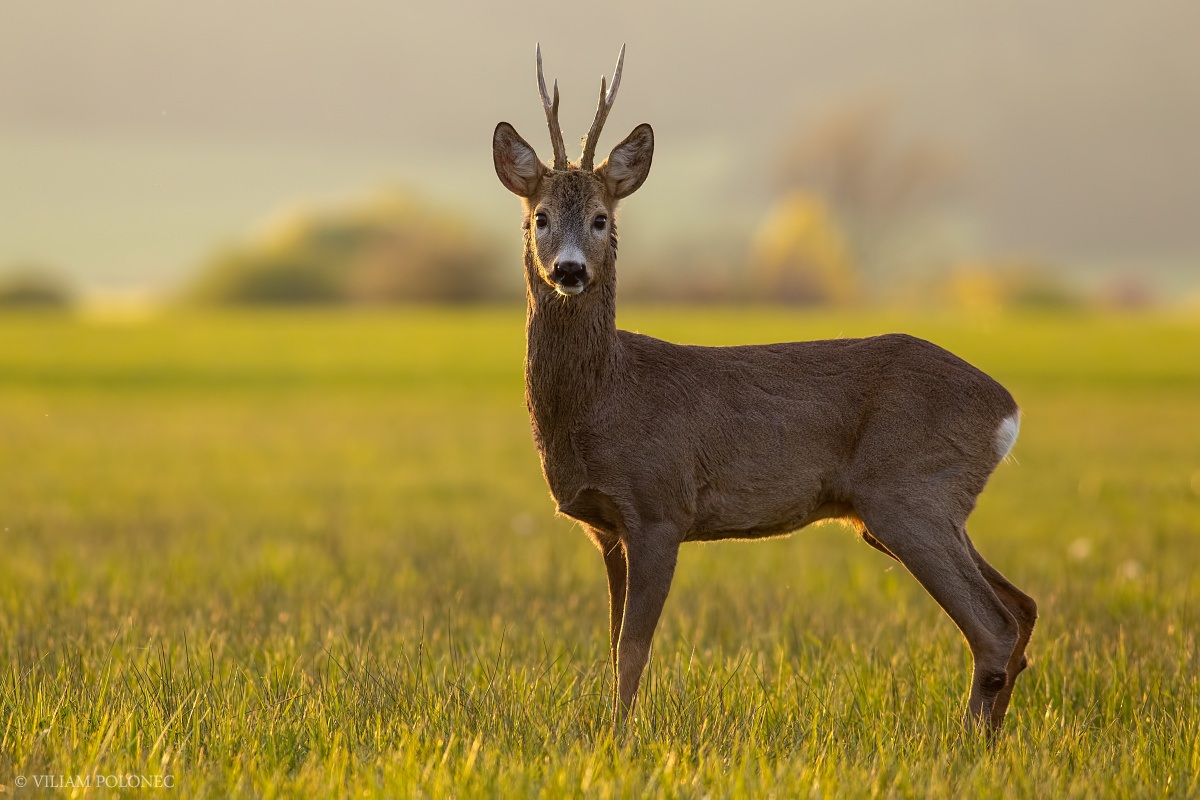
xmin=1 ymin=0 xmax=1197 ymax=312
xmin=4 ymin=5 xmax=1200 ymax=791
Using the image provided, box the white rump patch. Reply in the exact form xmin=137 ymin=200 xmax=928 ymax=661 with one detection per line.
xmin=994 ymin=411 xmax=1021 ymax=462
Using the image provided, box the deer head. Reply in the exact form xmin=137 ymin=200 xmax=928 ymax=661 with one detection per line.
xmin=493 ymin=45 xmax=654 ymax=298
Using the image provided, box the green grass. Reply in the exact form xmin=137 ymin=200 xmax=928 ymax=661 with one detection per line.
xmin=1 ymin=308 xmax=1198 ymax=797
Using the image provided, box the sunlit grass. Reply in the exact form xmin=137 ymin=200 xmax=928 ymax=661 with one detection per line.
xmin=1 ymin=308 xmax=1198 ymax=797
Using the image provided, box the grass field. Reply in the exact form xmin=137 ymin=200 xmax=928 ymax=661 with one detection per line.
xmin=1 ymin=308 xmax=1198 ymax=797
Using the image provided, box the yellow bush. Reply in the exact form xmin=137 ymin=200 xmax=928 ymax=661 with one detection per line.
xmin=750 ymin=192 xmax=859 ymax=305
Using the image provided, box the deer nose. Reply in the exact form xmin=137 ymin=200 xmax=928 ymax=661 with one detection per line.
xmin=551 ymin=260 xmax=586 ymax=285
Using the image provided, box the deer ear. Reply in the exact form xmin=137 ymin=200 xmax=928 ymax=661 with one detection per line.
xmin=493 ymin=122 xmax=545 ymax=197
xmin=595 ymin=123 xmax=654 ymax=199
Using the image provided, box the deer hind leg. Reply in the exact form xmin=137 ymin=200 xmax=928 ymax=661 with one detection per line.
xmin=967 ymin=540 xmax=1037 ymax=730
xmin=857 ymin=506 xmax=1019 ymax=733
xmin=861 ymin=528 xmax=899 ymax=562
xmin=615 ymin=530 xmax=679 ymax=720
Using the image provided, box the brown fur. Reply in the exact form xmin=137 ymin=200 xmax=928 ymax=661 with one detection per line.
xmin=492 ymin=49 xmax=1037 ymax=734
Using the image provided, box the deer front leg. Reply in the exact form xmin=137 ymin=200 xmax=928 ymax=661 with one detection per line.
xmin=585 ymin=525 xmax=629 ymax=718
xmin=615 ymin=530 xmax=679 ymax=721
xmin=601 ymin=538 xmax=628 ymax=674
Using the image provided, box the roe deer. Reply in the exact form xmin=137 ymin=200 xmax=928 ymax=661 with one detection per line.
xmin=491 ymin=45 xmax=1037 ymax=733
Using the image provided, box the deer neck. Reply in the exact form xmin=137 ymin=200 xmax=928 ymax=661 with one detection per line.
xmin=523 ymin=248 xmax=622 ymax=486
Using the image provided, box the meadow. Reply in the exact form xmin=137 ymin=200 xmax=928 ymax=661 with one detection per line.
xmin=1 ymin=308 xmax=1197 ymax=797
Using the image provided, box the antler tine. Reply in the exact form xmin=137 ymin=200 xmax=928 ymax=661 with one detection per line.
xmin=581 ymin=44 xmax=625 ymax=171
xmin=536 ymin=43 xmax=569 ymax=170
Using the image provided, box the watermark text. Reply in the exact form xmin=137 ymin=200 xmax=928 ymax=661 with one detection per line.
xmin=13 ymin=773 xmax=175 ymax=790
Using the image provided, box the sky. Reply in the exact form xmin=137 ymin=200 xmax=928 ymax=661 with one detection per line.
xmin=1 ymin=1 xmax=1197 ymax=293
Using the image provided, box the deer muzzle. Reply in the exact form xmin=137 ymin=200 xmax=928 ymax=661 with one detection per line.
xmin=550 ymin=260 xmax=588 ymax=296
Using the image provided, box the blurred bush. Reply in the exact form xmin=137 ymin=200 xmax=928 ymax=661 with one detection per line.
xmin=190 ymin=191 xmax=508 ymax=305
xmin=1098 ymin=275 xmax=1158 ymax=311
xmin=749 ymin=192 xmax=860 ymax=305
xmin=941 ymin=261 xmax=1084 ymax=313
xmin=0 ymin=264 xmax=74 ymax=309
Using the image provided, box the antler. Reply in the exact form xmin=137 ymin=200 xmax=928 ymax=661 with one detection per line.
xmin=580 ymin=44 xmax=625 ymax=171
xmin=536 ymin=44 xmax=569 ymax=171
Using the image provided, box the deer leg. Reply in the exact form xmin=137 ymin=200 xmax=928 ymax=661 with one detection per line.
xmin=586 ymin=526 xmax=628 ymax=673
xmin=601 ymin=539 xmax=627 ymax=671
xmin=615 ymin=531 xmax=679 ymax=720
xmin=861 ymin=528 xmax=900 ymax=562
xmin=966 ymin=539 xmax=1037 ymax=729
xmin=858 ymin=508 xmax=1019 ymax=733
xmin=585 ymin=526 xmax=629 ymax=718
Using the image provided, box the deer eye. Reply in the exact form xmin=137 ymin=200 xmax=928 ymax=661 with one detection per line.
xmin=534 ymin=212 xmax=549 ymax=230
xmin=593 ymin=214 xmax=607 ymax=231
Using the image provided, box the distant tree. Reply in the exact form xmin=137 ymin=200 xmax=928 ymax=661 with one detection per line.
xmin=749 ymin=192 xmax=859 ymax=305
xmin=774 ymin=99 xmax=960 ymax=288
xmin=190 ymin=191 xmax=506 ymax=306
xmin=0 ymin=264 xmax=73 ymax=309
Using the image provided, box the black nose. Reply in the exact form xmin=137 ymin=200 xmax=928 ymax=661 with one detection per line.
xmin=551 ymin=261 xmax=586 ymax=285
